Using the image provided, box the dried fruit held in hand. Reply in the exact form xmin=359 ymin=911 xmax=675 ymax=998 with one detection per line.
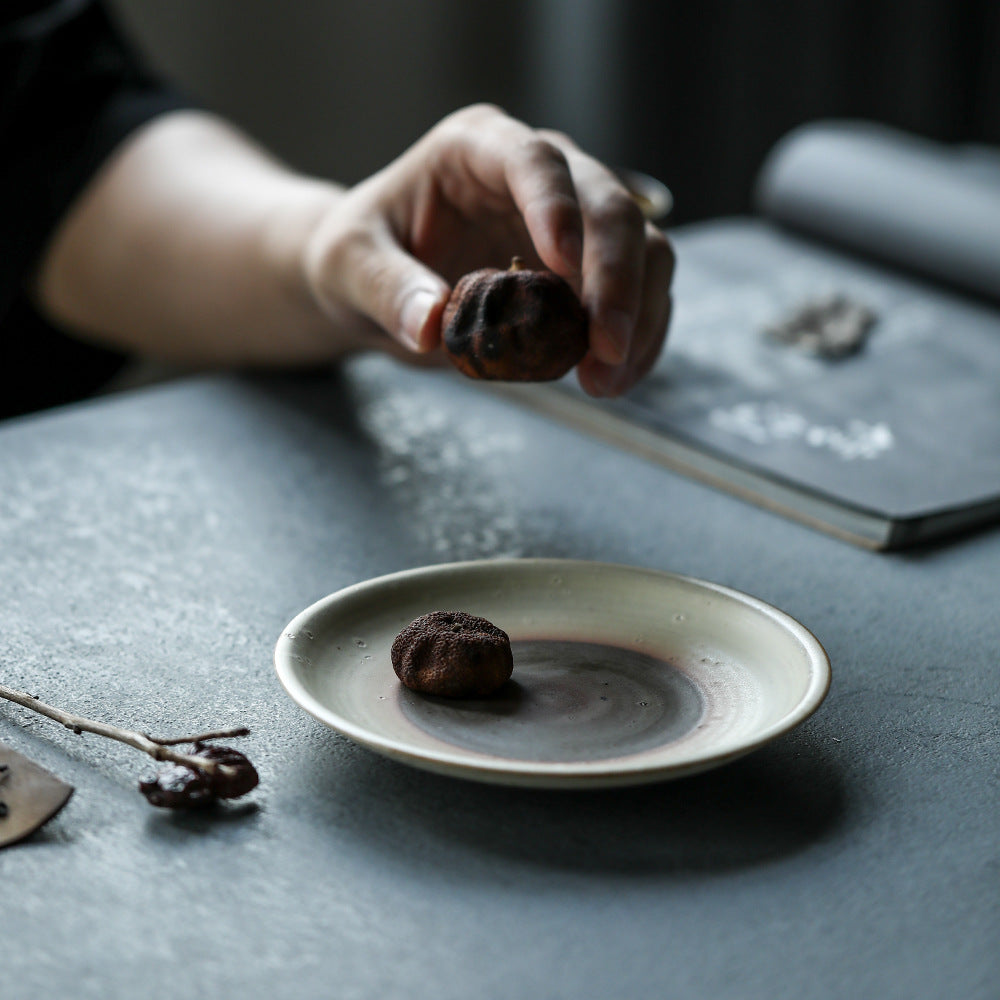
xmin=391 ymin=611 xmax=514 ymax=698
xmin=139 ymin=743 xmax=259 ymax=809
xmin=442 ymin=257 xmax=588 ymax=381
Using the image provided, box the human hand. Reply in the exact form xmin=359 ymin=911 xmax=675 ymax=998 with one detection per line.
xmin=303 ymin=104 xmax=674 ymax=396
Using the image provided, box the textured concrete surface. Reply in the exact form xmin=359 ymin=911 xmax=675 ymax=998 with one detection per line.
xmin=1 ymin=356 xmax=997 ymax=1000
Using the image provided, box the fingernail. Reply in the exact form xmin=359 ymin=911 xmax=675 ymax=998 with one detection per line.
xmin=587 ymin=369 xmax=614 ymax=396
xmin=399 ymin=288 xmax=440 ymax=351
xmin=602 ymin=309 xmax=633 ymax=365
xmin=586 ymin=363 xmax=625 ymax=397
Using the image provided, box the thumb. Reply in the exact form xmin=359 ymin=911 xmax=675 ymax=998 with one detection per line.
xmin=309 ymin=223 xmax=449 ymax=352
xmin=395 ymin=276 xmax=450 ymax=352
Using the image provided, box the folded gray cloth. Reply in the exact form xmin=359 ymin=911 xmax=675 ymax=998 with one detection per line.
xmin=755 ymin=121 xmax=1000 ymax=305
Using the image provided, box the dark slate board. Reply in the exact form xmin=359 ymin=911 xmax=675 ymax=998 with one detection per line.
xmin=520 ymin=219 xmax=1000 ymax=548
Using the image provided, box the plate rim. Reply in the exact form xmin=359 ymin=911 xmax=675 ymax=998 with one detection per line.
xmin=274 ymin=558 xmax=832 ymax=787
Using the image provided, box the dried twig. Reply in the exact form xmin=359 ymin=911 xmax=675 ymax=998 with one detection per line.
xmin=144 ymin=727 xmax=250 ymax=747
xmin=0 ymin=682 xmax=240 ymax=780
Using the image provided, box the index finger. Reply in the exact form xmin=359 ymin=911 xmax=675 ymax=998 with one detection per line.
xmin=436 ymin=106 xmax=585 ymax=279
xmin=539 ymin=134 xmax=649 ymax=368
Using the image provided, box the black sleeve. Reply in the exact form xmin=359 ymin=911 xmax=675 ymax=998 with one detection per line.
xmin=0 ymin=0 xmax=193 ymax=418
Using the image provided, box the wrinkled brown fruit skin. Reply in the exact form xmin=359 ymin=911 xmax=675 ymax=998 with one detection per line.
xmin=138 ymin=743 xmax=260 ymax=809
xmin=442 ymin=266 xmax=589 ymax=381
xmin=391 ymin=611 xmax=514 ymax=698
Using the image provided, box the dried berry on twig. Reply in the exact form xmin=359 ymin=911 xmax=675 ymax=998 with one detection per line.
xmin=0 ymin=682 xmax=258 ymax=810
xmin=139 ymin=742 xmax=259 ymax=808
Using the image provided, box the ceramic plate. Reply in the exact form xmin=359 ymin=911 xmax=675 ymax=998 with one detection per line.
xmin=274 ymin=559 xmax=830 ymax=788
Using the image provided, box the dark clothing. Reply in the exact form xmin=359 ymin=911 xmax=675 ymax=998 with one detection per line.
xmin=1 ymin=0 xmax=188 ymax=419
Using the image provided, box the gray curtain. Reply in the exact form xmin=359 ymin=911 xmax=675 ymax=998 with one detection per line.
xmin=617 ymin=0 xmax=1000 ymax=224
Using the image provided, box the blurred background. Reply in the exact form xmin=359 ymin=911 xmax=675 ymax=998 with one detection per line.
xmin=109 ymin=0 xmax=1000 ymax=227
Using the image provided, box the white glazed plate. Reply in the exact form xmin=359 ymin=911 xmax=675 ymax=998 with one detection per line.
xmin=274 ymin=559 xmax=831 ymax=788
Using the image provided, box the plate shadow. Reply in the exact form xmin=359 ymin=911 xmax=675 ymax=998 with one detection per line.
xmin=314 ymin=729 xmax=847 ymax=877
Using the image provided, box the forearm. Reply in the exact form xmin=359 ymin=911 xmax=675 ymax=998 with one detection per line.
xmin=35 ymin=111 xmax=352 ymax=365
xmin=34 ymin=104 xmax=673 ymax=395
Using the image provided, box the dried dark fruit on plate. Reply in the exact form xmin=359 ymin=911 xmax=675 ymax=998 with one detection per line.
xmin=391 ymin=611 xmax=514 ymax=698
xmin=442 ymin=257 xmax=589 ymax=381
xmin=139 ymin=742 xmax=259 ymax=809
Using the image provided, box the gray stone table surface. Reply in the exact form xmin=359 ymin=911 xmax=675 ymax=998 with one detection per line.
xmin=0 ymin=356 xmax=997 ymax=1000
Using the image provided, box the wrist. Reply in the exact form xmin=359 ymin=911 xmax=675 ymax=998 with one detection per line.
xmin=259 ymin=178 xmax=351 ymax=354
